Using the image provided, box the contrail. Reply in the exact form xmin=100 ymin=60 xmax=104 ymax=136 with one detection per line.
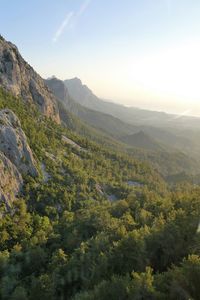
xmin=52 ymin=0 xmax=91 ymax=43
xmin=78 ymin=0 xmax=91 ymax=17
xmin=53 ymin=12 xmax=74 ymax=43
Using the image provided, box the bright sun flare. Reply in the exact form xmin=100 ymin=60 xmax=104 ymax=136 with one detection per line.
xmin=128 ymin=39 xmax=200 ymax=101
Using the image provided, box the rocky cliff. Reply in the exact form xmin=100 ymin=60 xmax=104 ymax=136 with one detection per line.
xmin=0 ymin=151 xmax=23 ymax=208
xmin=0 ymin=35 xmax=60 ymax=123
xmin=0 ymin=109 xmax=38 ymax=176
xmin=0 ymin=108 xmax=39 ymax=206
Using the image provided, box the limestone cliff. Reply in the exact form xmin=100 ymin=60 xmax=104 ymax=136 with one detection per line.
xmin=0 ymin=109 xmax=38 ymax=176
xmin=0 ymin=152 xmax=23 ymax=208
xmin=0 ymin=35 xmax=60 ymax=123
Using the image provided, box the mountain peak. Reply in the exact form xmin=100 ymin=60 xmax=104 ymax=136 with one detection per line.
xmin=68 ymin=77 xmax=83 ymax=85
xmin=47 ymin=75 xmax=57 ymax=80
xmin=121 ymin=130 xmax=163 ymax=151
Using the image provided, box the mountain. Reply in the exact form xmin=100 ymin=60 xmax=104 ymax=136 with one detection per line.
xmin=0 ymin=35 xmax=60 ymax=123
xmin=64 ymin=77 xmax=103 ymax=110
xmin=1 ymin=37 xmax=200 ymax=299
xmin=0 ymin=37 xmax=199 ymax=183
xmin=46 ymin=77 xmax=136 ymax=138
xmin=45 ymin=76 xmax=70 ymax=104
xmin=64 ymin=77 xmax=200 ymax=163
xmin=0 ymin=82 xmax=166 ymax=210
xmin=120 ymin=130 xmax=164 ymax=151
xmin=64 ymin=77 xmax=200 ymax=130
xmin=46 ymin=77 xmax=200 ymax=179
xmin=0 ymin=85 xmax=199 ymax=300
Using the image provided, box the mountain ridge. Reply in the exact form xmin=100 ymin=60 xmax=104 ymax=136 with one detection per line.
xmin=64 ymin=77 xmax=200 ymax=129
xmin=120 ymin=130 xmax=164 ymax=151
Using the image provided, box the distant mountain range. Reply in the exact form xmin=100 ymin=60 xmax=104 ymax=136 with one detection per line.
xmin=45 ymin=76 xmax=200 ymax=178
xmin=64 ymin=77 xmax=200 ymax=129
xmin=46 ymin=77 xmax=136 ymax=138
xmin=1 ymin=35 xmax=200 ymax=300
xmin=47 ymin=76 xmax=200 ymax=162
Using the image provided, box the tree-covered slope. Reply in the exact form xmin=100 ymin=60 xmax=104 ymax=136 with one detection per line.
xmin=0 ymin=88 xmax=200 ymax=300
xmin=47 ymin=78 xmax=200 ymax=179
xmin=64 ymin=77 xmax=200 ymax=164
xmin=120 ymin=130 xmax=164 ymax=151
xmin=46 ymin=77 xmax=137 ymax=138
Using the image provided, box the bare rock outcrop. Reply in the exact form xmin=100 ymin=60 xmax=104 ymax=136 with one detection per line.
xmin=0 ymin=151 xmax=23 ymax=208
xmin=0 ymin=109 xmax=38 ymax=176
xmin=0 ymin=35 xmax=60 ymax=123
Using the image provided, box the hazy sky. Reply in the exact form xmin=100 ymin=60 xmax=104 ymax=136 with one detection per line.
xmin=1 ymin=0 xmax=200 ymax=115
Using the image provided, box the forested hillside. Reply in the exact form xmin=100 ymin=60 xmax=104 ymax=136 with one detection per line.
xmin=0 ymin=88 xmax=200 ymax=299
xmin=0 ymin=35 xmax=200 ymax=300
xmin=2 ymin=0 xmax=200 ymax=298
xmin=47 ymin=77 xmax=200 ymax=180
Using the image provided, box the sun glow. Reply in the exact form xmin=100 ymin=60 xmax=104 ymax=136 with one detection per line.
xmin=86 ymin=39 xmax=200 ymax=115
xmin=127 ymin=39 xmax=200 ymax=102
xmin=124 ymin=41 xmax=200 ymax=114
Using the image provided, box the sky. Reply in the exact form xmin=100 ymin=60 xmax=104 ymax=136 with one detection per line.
xmin=1 ymin=0 xmax=200 ymax=115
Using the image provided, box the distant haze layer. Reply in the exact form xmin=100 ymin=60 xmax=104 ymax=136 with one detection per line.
xmin=2 ymin=0 xmax=200 ymax=116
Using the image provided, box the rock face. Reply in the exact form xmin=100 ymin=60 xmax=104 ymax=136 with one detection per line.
xmin=0 ymin=109 xmax=38 ymax=176
xmin=0 ymin=151 xmax=23 ymax=208
xmin=64 ymin=77 xmax=95 ymax=108
xmin=0 ymin=35 xmax=60 ymax=123
xmin=45 ymin=77 xmax=70 ymax=104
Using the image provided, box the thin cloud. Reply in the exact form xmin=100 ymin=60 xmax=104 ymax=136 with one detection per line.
xmin=53 ymin=12 xmax=74 ymax=42
xmin=52 ymin=0 xmax=91 ymax=42
xmin=77 ymin=0 xmax=91 ymax=17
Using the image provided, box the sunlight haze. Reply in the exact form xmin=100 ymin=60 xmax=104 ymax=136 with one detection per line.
xmin=1 ymin=0 xmax=200 ymax=115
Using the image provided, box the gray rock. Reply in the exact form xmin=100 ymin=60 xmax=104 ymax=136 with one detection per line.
xmin=40 ymin=162 xmax=51 ymax=183
xmin=127 ymin=181 xmax=143 ymax=187
xmin=0 ymin=36 xmax=60 ymax=123
xmin=0 ymin=109 xmax=38 ymax=176
xmin=62 ymin=135 xmax=86 ymax=152
xmin=0 ymin=151 xmax=23 ymax=208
